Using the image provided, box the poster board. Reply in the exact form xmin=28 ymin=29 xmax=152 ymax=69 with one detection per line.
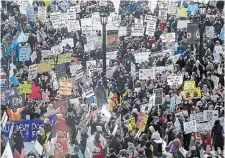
xmin=203 ymin=110 xmax=219 ymax=122
xmin=177 ymin=20 xmax=190 ymax=29
xmin=183 ymin=120 xmax=197 ymax=134
xmin=153 ymin=88 xmax=163 ymax=105
xmin=167 ymin=76 xmax=183 ymax=85
xmin=139 ymin=69 xmax=155 ymax=80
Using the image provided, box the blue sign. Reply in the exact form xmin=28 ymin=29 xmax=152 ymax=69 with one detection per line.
xmin=188 ymin=4 xmax=199 ymax=14
xmin=170 ymin=96 xmax=176 ymax=111
xmin=10 ymin=76 xmax=20 ymax=86
xmin=220 ymin=29 xmax=224 ymax=40
xmin=26 ymin=6 xmax=35 ymax=20
xmin=3 ymin=114 xmax=57 ymax=142
xmin=59 ymin=0 xmax=68 ymax=12
xmin=19 ymin=46 xmax=31 ymax=61
xmin=123 ymin=1 xmax=141 ymax=13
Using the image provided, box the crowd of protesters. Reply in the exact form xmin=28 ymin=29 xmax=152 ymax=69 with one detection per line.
xmin=1 ymin=0 xmax=225 ymax=158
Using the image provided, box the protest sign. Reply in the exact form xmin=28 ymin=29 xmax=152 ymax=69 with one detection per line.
xmin=92 ymin=12 xmax=102 ymax=31
xmin=179 ymin=147 xmax=187 ymax=157
xmin=38 ymin=62 xmax=51 ymax=73
xmin=34 ymin=140 xmax=43 ymax=155
xmin=18 ymin=81 xmax=32 ymax=95
xmin=38 ymin=7 xmax=47 ymax=22
xmin=146 ymin=21 xmax=157 ymax=36
xmin=26 ymin=6 xmax=34 ymax=20
xmin=57 ymin=53 xmax=72 ymax=64
xmin=220 ymin=28 xmax=224 ymax=40
xmin=28 ymin=64 xmax=38 ymax=81
xmin=134 ymin=52 xmax=151 ymax=63
xmin=175 ymin=110 xmax=189 ymax=118
xmin=136 ymin=112 xmax=148 ymax=131
xmin=182 ymin=87 xmax=201 ymax=99
xmin=183 ymin=120 xmax=197 ymax=134
xmin=188 ymin=3 xmax=199 ymax=14
xmin=81 ymin=18 xmax=92 ymax=36
xmin=196 ymin=121 xmax=214 ymax=132
xmin=211 ymin=75 xmax=219 ymax=89
xmin=128 ymin=117 xmax=136 ymax=133
xmin=177 ymin=20 xmax=190 ymax=29
xmin=203 ymin=110 xmax=219 ymax=122
xmin=166 ymin=33 xmax=176 ymax=42
xmin=131 ymin=27 xmax=145 ymax=36
xmin=167 ymin=75 xmax=183 ymax=85
xmin=153 ymin=88 xmax=163 ymax=105
xmin=177 ymin=7 xmax=188 ymax=17
xmin=55 ymin=64 xmax=67 ymax=78
xmin=19 ymin=46 xmax=31 ymax=61
xmin=184 ymin=81 xmax=195 ymax=90
xmin=174 ymin=117 xmax=181 ymax=131
xmin=131 ymin=62 xmax=136 ymax=79
xmin=59 ymin=80 xmax=73 ymax=96
xmin=3 ymin=115 xmax=57 ymax=142
xmin=187 ymin=23 xmax=200 ymax=44
xmin=107 ymin=13 xmax=120 ymax=30
xmin=67 ymin=20 xmax=80 ymax=32
xmin=59 ymin=0 xmax=68 ymax=12
xmin=10 ymin=76 xmax=20 ymax=86
xmin=19 ymin=0 xmax=28 ymax=14
xmin=28 ymin=83 xmax=41 ymax=99
xmin=62 ymin=38 xmax=74 ymax=48
xmin=190 ymin=112 xmax=204 ymax=123
xmin=70 ymin=65 xmax=79 ymax=77
xmin=118 ymin=27 xmax=127 ymax=36
xmin=205 ymin=26 xmax=215 ymax=39
xmin=106 ymin=67 xmax=116 ymax=79
xmin=50 ymin=12 xmax=65 ymax=29
xmin=139 ymin=69 xmax=155 ymax=80
xmin=106 ymin=32 xmax=119 ymax=52
xmin=2 ymin=142 xmax=13 ymax=158
xmin=84 ymin=43 xmax=95 ymax=52
xmin=170 ymin=96 xmax=176 ymax=111
xmin=159 ymin=9 xmax=167 ymax=21
xmin=74 ymin=68 xmax=84 ymax=85
xmin=167 ymin=1 xmax=177 ymax=14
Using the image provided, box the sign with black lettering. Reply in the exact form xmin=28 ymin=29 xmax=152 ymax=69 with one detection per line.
xmin=153 ymin=88 xmax=163 ymax=105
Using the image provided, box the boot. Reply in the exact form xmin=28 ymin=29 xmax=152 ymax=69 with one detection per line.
xmin=219 ymin=150 xmax=224 ymax=157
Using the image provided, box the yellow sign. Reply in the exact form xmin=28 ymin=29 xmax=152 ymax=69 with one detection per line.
xmin=184 ymin=81 xmax=195 ymax=90
xmin=182 ymin=87 xmax=201 ymax=99
xmin=19 ymin=81 xmax=32 ymax=94
xmin=128 ymin=117 xmax=136 ymax=133
xmin=38 ymin=62 xmax=51 ymax=73
xmin=58 ymin=80 xmax=72 ymax=96
xmin=177 ymin=7 xmax=188 ymax=17
xmin=57 ymin=53 xmax=72 ymax=64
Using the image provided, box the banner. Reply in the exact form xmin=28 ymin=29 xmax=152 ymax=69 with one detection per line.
xmin=3 ymin=115 xmax=57 ymax=142
xmin=167 ymin=76 xmax=183 ymax=85
xmin=203 ymin=110 xmax=219 ymax=122
xmin=205 ymin=26 xmax=215 ymax=39
xmin=183 ymin=120 xmax=197 ymax=134
xmin=177 ymin=20 xmax=190 ymax=29
xmin=187 ymin=23 xmax=200 ymax=44
xmin=182 ymin=87 xmax=201 ymax=99
xmin=131 ymin=27 xmax=145 ymax=36
xmin=153 ymin=88 xmax=163 ymax=105
xmin=139 ymin=69 xmax=155 ymax=80
xmin=188 ymin=4 xmax=199 ymax=14
xmin=19 ymin=46 xmax=31 ymax=61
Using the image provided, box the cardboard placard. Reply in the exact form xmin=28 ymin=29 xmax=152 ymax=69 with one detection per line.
xmin=18 ymin=81 xmax=32 ymax=94
xmin=167 ymin=75 xmax=183 ymax=85
xmin=182 ymin=87 xmax=201 ymax=99
xmin=57 ymin=53 xmax=72 ymax=64
xmin=55 ymin=64 xmax=67 ymax=78
xmin=183 ymin=81 xmax=195 ymax=90
xmin=203 ymin=110 xmax=219 ymax=122
xmin=59 ymin=80 xmax=73 ymax=96
xmin=19 ymin=46 xmax=31 ymax=61
xmin=153 ymin=88 xmax=163 ymax=105
xmin=183 ymin=120 xmax=197 ymax=134
xmin=38 ymin=62 xmax=51 ymax=73
xmin=28 ymin=64 xmax=38 ymax=81
xmin=62 ymin=38 xmax=74 ymax=48
xmin=131 ymin=27 xmax=145 ymax=36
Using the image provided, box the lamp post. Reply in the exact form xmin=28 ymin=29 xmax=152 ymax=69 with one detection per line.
xmin=199 ymin=4 xmax=206 ymax=62
xmin=100 ymin=6 xmax=109 ymax=88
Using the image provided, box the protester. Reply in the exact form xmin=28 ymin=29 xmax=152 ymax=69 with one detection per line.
xmin=0 ymin=0 xmax=224 ymax=158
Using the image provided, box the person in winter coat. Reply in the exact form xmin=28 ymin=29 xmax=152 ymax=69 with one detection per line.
xmin=211 ymin=120 xmax=224 ymax=157
xmin=176 ymin=55 xmax=186 ymax=71
xmin=94 ymin=80 xmax=107 ymax=108
xmin=185 ymin=56 xmax=195 ymax=76
xmin=192 ymin=60 xmax=204 ymax=79
xmin=200 ymin=131 xmax=212 ymax=153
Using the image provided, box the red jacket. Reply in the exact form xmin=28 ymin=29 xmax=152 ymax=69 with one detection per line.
xmin=200 ymin=134 xmax=212 ymax=148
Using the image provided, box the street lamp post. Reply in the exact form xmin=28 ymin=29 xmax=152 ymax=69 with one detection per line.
xmin=100 ymin=6 xmax=109 ymax=88
xmin=199 ymin=4 xmax=206 ymax=62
